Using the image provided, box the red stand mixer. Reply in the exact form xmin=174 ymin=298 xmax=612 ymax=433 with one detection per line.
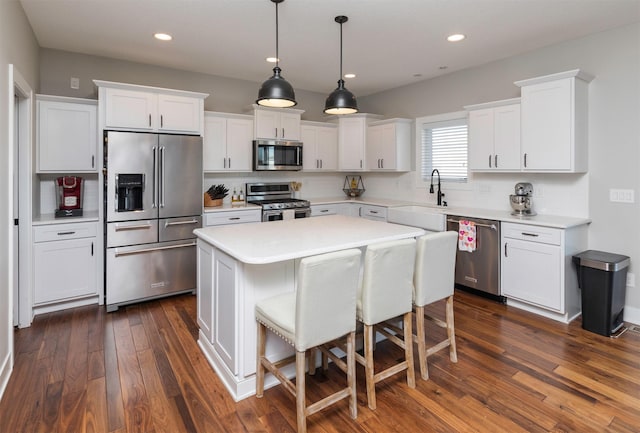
xmin=55 ymin=176 xmax=83 ymax=217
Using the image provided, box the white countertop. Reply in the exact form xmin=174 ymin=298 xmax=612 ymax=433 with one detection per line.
xmin=308 ymin=197 xmax=590 ymax=229
xmin=194 ymin=214 xmax=426 ymax=264
xmin=32 ymin=210 xmax=100 ymax=226
xmin=203 ymin=202 xmax=261 ymax=213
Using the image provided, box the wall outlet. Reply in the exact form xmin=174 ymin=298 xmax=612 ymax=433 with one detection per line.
xmin=609 ymin=189 xmax=635 ymax=203
xmin=627 ymin=272 xmax=635 ymax=288
xmin=70 ymin=77 xmax=80 ymax=89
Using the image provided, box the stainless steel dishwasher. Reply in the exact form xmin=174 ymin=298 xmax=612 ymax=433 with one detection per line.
xmin=446 ymin=215 xmax=503 ymax=300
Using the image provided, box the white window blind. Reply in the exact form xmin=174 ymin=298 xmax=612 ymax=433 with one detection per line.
xmin=421 ymin=118 xmax=468 ymax=182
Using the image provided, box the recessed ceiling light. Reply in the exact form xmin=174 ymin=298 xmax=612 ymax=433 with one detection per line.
xmin=266 ymin=57 xmax=279 ymax=63
xmin=413 ymin=73 xmax=422 ymax=78
xmin=447 ymin=33 xmax=465 ymax=42
xmin=439 ymin=66 xmax=448 ymax=70
xmin=344 ymin=73 xmax=356 ymax=79
xmin=154 ymin=33 xmax=173 ymax=41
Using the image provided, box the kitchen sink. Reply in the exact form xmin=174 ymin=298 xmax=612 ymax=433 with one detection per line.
xmin=387 ymin=205 xmax=447 ymax=232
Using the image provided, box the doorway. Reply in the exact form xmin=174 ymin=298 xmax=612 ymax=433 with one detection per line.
xmin=10 ymin=65 xmax=33 ymax=329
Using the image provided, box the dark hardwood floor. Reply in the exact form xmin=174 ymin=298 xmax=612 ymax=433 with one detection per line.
xmin=1 ymin=290 xmax=639 ymax=433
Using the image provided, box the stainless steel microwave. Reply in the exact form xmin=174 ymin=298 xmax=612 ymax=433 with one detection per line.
xmin=253 ymin=139 xmax=303 ymax=171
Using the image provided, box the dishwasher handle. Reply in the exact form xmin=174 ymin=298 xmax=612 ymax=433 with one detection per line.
xmin=447 ymin=218 xmax=498 ymax=231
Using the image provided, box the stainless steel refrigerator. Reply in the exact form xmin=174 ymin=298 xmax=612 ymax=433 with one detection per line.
xmin=104 ymin=131 xmax=202 ymax=312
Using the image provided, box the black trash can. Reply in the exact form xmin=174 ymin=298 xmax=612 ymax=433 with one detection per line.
xmin=573 ymin=250 xmax=630 ymax=336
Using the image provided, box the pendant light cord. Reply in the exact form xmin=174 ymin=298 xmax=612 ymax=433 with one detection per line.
xmin=275 ymin=1 xmax=279 ymax=68
xmin=339 ymin=19 xmax=343 ymax=81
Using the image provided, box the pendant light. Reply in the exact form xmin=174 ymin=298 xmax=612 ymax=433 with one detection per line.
xmin=257 ymin=0 xmax=297 ymax=108
xmin=324 ymin=15 xmax=358 ymax=115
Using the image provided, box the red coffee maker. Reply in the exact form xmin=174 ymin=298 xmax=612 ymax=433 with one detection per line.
xmin=55 ymin=176 xmax=83 ymax=217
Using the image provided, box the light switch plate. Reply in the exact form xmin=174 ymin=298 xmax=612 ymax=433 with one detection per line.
xmin=609 ymin=189 xmax=635 ymax=203
xmin=70 ymin=77 xmax=80 ymax=89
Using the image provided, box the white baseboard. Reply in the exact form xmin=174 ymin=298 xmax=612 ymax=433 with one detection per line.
xmin=624 ymin=305 xmax=640 ymax=326
xmin=0 ymin=351 xmax=12 ymax=402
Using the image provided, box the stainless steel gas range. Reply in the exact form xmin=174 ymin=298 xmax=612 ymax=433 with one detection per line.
xmin=246 ymin=182 xmax=311 ymax=222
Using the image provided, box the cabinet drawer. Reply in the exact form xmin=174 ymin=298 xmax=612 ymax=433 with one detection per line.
xmin=311 ymin=204 xmax=339 ymax=217
xmin=502 ymin=222 xmax=561 ymax=245
xmin=360 ymin=205 xmax=387 ymax=220
xmin=34 ymin=222 xmax=97 ymax=243
xmin=205 ymin=209 xmax=261 ymax=226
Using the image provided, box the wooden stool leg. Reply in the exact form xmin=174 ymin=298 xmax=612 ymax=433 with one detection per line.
xmin=308 ymin=348 xmax=317 ymax=375
xmin=364 ymin=324 xmax=377 ymax=410
xmin=256 ymin=322 xmax=266 ymax=397
xmin=403 ymin=312 xmax=415 ymax=388
xmin=446 ymin=295 xmax=458 ymax=363
xmin=296 ymin=350 xmax=307 ymax=433
xmin=415 ymin=305 xmax=429 ymax=380
xmin=346 ymin=331 xmax=357 ymax=419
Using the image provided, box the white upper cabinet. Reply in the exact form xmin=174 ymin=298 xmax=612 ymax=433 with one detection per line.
xmin=94 ymin=80 xmax=208 ymax=135
xmin=301 ymin=121 xmax=338 ymax=171
xmin=515 ymin=69 xmax=592 ymax=172
xmin=337 ymin=114 xmax=382 ymax=171
xmin=366 ymin=118 xmax=411 ymax=171
xmin=466 ymin=99 xmax=521 ymax=171
xmin=253 ymin=105 xmax=303 ymax=140
xmin=203 ymin=112 xmax=254 ymax=172
xmin=37 ymin=95 xmax=98 ymax=173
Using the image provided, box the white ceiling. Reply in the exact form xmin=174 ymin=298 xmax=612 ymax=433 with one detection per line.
xmin=19 ymin=0 xmax=640 ymax=96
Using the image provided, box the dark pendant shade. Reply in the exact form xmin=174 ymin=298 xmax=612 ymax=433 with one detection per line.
xmin=324 ymin=15 xmax=358 ymax=115
xmin=324 ymin=79 xmax=358 ymax=114
xmin=257 ymin=66 xmax=297 ymax=108
xmin=256 ymin=0 xmax=297 ymax=108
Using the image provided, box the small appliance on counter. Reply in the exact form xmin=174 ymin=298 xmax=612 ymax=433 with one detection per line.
xmin=509 ymin=182 xmax=536 ymax=216
xmin=55 ymin=176 xmax=83 ymax=217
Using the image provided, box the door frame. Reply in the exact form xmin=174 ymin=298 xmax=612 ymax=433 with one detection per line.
xmin=9 ymin=64 xmax=34 ymax=329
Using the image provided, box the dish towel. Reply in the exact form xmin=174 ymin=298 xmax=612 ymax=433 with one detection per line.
xmin=458 ymin=220 xmax=476 ymax=252
xmin=283 ymin=209 xmax=295 ymax=220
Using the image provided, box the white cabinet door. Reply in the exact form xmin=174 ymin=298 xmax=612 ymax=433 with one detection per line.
xmin=33 ymin=236 xmax=97 ymax=304
xmin=468 ymin=108 xmax=496 ymax=170
xmin=359 ymin=204 xmax=387 ymax=221
xmin=104 ymin=88 xmax=157 ymax=130
xmin=157 ymin=94 xmax=202 ymax=133
xmin=203 ymin=115 xmax=227 ymax=171
xmin=467 ymin=103 xmax=520 ymax=171
xmin=204 ymin=114 xmax=253 ymax=172
xmin=502 ymin=238 xmax=562 ymax=311
xmin=521 ymin=78 xmax=572 ymax=171
xmin=493 ymin=104 xmax=521 ymax=170
xmin=225 ymin=118 xmax=254 ymax=171
xmin=301 ymin=123 xmax=338 ymax=171
xmin=280 ymin=112 xmax=301 ymax=140
xmin=338 ymin=117 xmax=366 ymax=171
xmin=37 ymin=98 xmax=97 ymax=172
xmin=214 ymin=249 xmax=238 ymax=374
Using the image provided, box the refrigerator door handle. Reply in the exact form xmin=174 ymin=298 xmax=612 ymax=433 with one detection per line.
xmin=114 ymin=241 xmax=196 ymax=257
xmin=114 ymin=222 xmax=153 ymax=231
xmin=160 ymin=146 xmax=166 ymax=208
xmin=152 ymin=147 xmax=157 ymax=208
xmin=164 ymin=219 xmax=199 ymax=227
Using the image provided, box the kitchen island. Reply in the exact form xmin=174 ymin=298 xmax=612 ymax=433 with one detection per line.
xmin=193 ymin=215 xmax=425 ymax=401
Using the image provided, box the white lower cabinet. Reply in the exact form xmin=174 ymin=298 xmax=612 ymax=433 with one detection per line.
xmin=33 ymin=222 xmax=98 ymax=306
xmin=310 ymin=203 xmax=350 ymax=217
xmin=501 ymin=222 xmax=588 ymax=322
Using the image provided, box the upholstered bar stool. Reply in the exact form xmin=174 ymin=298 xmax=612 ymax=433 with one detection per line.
xmin=356 ymin=238 xmax=417 ymax=410
xmin=412 ymin=231 xmax=458 ymax=380
xmin=255 ymin=248 xmax=361 ymax=433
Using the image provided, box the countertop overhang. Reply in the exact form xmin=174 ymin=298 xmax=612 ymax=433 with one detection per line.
xmin=194 ymin=214 xmax=426 ymax=264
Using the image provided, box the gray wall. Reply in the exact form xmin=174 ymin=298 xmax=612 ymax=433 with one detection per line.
xmin=0 ymin=0 xmax=39 ymax=399
xmin=39 ymin=49 xmax=329 ymax=121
